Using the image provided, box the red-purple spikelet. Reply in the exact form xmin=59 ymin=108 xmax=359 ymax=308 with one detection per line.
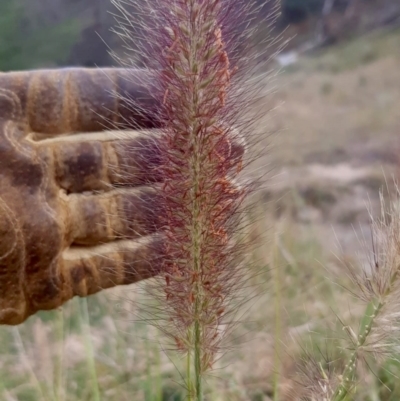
xmin=159 ymin=14 xmax=246 ymax=370
xmin=112 ymin=0 xmax=273 ymax=375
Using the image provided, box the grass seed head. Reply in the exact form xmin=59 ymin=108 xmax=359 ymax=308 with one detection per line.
xmin=112 ymin=0 xmax=278 ymax=388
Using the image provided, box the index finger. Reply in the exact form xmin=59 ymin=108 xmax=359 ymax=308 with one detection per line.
xmin=0 ymin=68 xmax=159 ymax=135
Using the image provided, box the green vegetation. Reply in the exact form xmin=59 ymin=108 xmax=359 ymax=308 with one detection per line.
xmin=0 ymin=292 xmax=185 ymax=401
xmin=0 ymin=0 xmax=82 ymax=71
xmin=291 ymin=26 xmax=400 ymax=74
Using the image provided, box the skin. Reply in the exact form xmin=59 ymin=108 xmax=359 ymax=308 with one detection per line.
xmin=0 ymin=68 xmax=165 ymax=325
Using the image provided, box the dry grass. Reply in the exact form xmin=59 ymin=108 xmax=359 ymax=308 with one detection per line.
xmin=258 ymin=26 xmax=400 ymax=168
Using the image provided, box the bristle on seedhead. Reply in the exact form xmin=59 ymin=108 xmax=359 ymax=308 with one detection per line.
xmin=111 ymin=0 xmax=277 ymax=382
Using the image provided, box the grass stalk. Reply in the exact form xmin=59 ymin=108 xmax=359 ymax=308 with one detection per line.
xmin=190 ymin=116 xmax=205 ymax=400
xmin=331 ymin=200 xmax=400 ymax=400
xmin=272 ymin=232 xmax=282 ymax=401
xmin=194 ymin=320 xmax=203 ymax=400
xmin=54 ymin=308 xmax=65 ymax=401
xmin=78 ymin=298 xmax=101 ymax=401
xmin=13 ymin=326 xmax=48 ymax=399
xmin=332 ymin=300 xmax=383 ymax=401
xmin=187 ymin=344 xmax=193 ymax=400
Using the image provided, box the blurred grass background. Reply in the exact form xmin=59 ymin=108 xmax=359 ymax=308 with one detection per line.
xmin=1 ymin=0 xmax=400 ymax=400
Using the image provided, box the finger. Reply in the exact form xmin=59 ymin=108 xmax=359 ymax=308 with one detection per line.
xmin=66 ymin=187 xmax=163 ymax=245
xmin=61 ymin=235 xmax=164 ymax=298
xmin=45 ymin=130 xmax=162 ymax=193
xmin=0 ymin=68 xmax=159 ymax=135
xmin=46 ymin=128 xmax=245 ymax=194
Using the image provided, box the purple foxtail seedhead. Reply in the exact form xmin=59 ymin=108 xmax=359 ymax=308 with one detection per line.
xmin=113 ymin=0 xmax=271 ymax=382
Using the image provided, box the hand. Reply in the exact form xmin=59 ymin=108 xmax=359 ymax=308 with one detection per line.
xmin=0 ymin=68 xmax=164 ymax=325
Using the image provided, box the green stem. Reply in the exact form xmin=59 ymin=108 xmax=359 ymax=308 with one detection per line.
xmin=187 ymin=173 xmax=203 ymax=401
xmin=332 ymin=301 xmax=383 ymax=401
xmin=79 ymin=298 xmax=101 ymax=401
xmin=273 ymin=234 xmax=282 ymax=401
xmin=190 ymin=136 xmax=204 ymax=401
xmin=187 ymin=347 xmax=193 ymax=401
xmin=194 ymin=319 xmax=203 ymax=400
xmin=54 ymin=307 xmax=65 ymax=401
xmin=188 ymin=1 xmax=204 ymax=398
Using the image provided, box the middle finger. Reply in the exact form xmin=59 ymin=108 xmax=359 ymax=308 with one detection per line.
xmin=37 ymin=130 xmax=162 ymax=193
xmin=65 ymin=186 xmax=163 ymax=245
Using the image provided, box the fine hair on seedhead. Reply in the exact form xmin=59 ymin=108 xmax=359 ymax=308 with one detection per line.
xmin=287 ymin=185 xmax=400 ymax=401
xmin=107 ymin=0 xmax=281 ymax=396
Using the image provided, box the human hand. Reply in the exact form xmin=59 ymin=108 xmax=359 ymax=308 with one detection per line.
xmin=0 ymin=68 xmax=164 ymax=325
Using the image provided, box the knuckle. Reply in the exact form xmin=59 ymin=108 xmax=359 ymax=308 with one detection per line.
xmin=0 ymin=84 xmax=23 ymax=122
xmin=0 ymin=307 xmax=27 ymax=326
